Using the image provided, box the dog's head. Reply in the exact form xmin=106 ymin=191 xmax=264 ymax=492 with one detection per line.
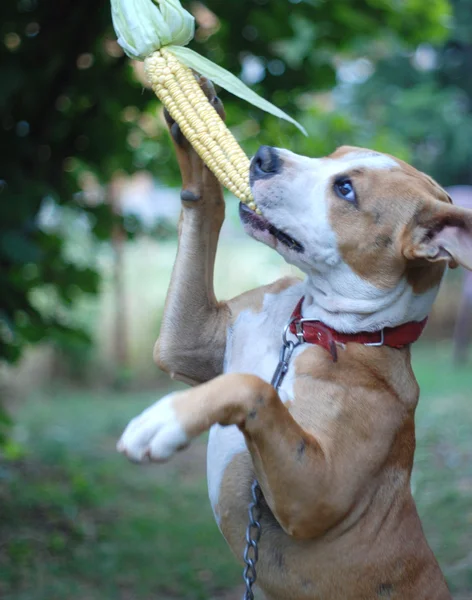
xmin=242 ymin=145 xmax=472 ymax=299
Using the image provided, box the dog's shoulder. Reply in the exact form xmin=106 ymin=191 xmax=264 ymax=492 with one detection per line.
xmin=226 ymin=275 xmax=302 ymax=322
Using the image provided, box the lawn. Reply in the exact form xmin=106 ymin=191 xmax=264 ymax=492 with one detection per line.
xmin=0 ymin=345 xmax=471 ymax=599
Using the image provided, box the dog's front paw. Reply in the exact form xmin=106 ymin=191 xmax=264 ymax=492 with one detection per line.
xmin=117 ymin=394 xmax=190 ymax=463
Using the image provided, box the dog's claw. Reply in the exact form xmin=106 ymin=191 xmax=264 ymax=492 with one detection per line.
xmin=163 ymin=107 xmax=174 ymax=126
xmin=171 ymin=121 xmax=186 ymax=147
xmin=199 ymin=76 xmax=216 ymax=99
xmin=211 ymin=95 xmax=226 ymax=121
xmin=198 ymin=76 xmax=226 ymax=120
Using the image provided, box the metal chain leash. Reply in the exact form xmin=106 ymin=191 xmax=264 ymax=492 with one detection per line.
xmin=242 ymin=480 xmax=262 ymax=599
xmin=242 ymin=318 xmax=302 ymax=600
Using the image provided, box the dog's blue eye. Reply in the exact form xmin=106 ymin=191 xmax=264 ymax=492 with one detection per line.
xmin=334 ymin=178 xmax=356 ymax=204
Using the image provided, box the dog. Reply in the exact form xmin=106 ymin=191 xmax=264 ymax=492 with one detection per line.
xmin=117 ymin=79 xmax=472 ymax=599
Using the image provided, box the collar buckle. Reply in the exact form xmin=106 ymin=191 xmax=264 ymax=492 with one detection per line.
xmin=364 ymin=328 xmax=385 ymax=347
xmin=295 ymin=320 xmax=305 ymax=342
xmin=294 ymin=318 xmax=321 ymax=343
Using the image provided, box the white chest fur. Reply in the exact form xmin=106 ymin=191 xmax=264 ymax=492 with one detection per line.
xmin=207 ymin=282 xmax=304 ymax=523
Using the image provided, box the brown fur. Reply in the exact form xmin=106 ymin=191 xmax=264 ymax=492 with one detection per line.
xmin=328 ymin=147 xmax=450 ymax=293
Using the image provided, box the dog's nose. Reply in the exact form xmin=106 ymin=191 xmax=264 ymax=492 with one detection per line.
xmin=251 ymin=146 xmax=281 ymax=179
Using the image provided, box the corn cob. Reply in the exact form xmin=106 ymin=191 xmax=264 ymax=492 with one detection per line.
xmin=111 ymin=0 xmax=305 ymax=210
xmin=145 ymin=48 xmax=254 ymax=207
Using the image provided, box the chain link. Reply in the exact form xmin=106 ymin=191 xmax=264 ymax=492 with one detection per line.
xmin=242 ymin=327 xmax=301 ymax=599
xmin=242 ymin=480 xmax=262 ymax=599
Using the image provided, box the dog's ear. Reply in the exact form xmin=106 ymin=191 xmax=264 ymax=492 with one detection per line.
xmin=403 ymin=202 xmax=472 ymax=271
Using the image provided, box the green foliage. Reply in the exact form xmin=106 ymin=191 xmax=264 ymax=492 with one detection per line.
xmin=0 ymin=0 xmax=451 ymax=369
xmin=0 ymin=387 xmax=241 ymax=599
xmin=1 ymin=1 xmax=143 ymax=366
xmin=0 ymin=405 xmax=13 ymax=448
xmin=198 ymin=0 xmax=449 ymax=99
xmin=350 ymin=0 xmax=472 ymax=186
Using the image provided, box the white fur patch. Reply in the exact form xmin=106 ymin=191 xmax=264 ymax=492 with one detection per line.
xmin=207 ymin=423 xmax=246 ymax=525
xmin=207 ymin=283 xmax=304 ymax=520
xmin=117 ymin=393 xmax=189 ymax=463
xmin=334 ymin=151 xmax=398 ymax=172
xmin=302 ymin=262 xmax=440 ymax=333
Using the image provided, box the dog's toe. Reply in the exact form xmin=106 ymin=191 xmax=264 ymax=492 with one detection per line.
xmin=117 ymin=393 xmax=189 ymax=464
xmin=211 ymin=95 xmax=226 ymax=121
xmin=170 ymin=121 xmax=186 ymax=147
xmin=147 ymin=426 xmax=189 ymax=462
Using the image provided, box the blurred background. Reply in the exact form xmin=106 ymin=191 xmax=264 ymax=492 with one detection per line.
xmin=1 ymin=0 xmax=471 ymax=598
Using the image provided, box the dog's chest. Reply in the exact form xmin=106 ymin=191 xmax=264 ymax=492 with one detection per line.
xmin=224 ymin=309 xmax=284 ymax=384
xmin=207 ymin=283 xmax=304 ymax=524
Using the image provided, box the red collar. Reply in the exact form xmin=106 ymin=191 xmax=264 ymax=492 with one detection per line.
xmin=289 ymin=297 xmax=428 ymax=362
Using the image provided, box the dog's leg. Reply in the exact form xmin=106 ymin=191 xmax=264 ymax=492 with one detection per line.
xmin=118 ymin=372 xmax=350 ymax=539
xmin=154 ymin=77 xmax=230 ymax=385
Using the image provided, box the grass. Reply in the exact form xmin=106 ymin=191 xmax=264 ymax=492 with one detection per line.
xmin=0 ymin=385 xmax=241 ymax=600
xmin=0 ymin=344 xmax=471 ymax=599
xmin=411 ymin=345 xmax=472 ymax=597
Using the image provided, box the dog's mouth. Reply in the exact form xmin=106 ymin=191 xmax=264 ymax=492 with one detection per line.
xmin=239 ymin=203 xmax=304 ymax=253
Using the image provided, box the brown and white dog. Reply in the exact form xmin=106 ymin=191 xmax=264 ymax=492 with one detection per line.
xmin=118 ymin=81 xmax=472 ymax=599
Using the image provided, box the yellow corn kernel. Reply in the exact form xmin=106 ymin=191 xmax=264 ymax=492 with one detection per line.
xmin=144 ymin=48 xmax=254 ymax=206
